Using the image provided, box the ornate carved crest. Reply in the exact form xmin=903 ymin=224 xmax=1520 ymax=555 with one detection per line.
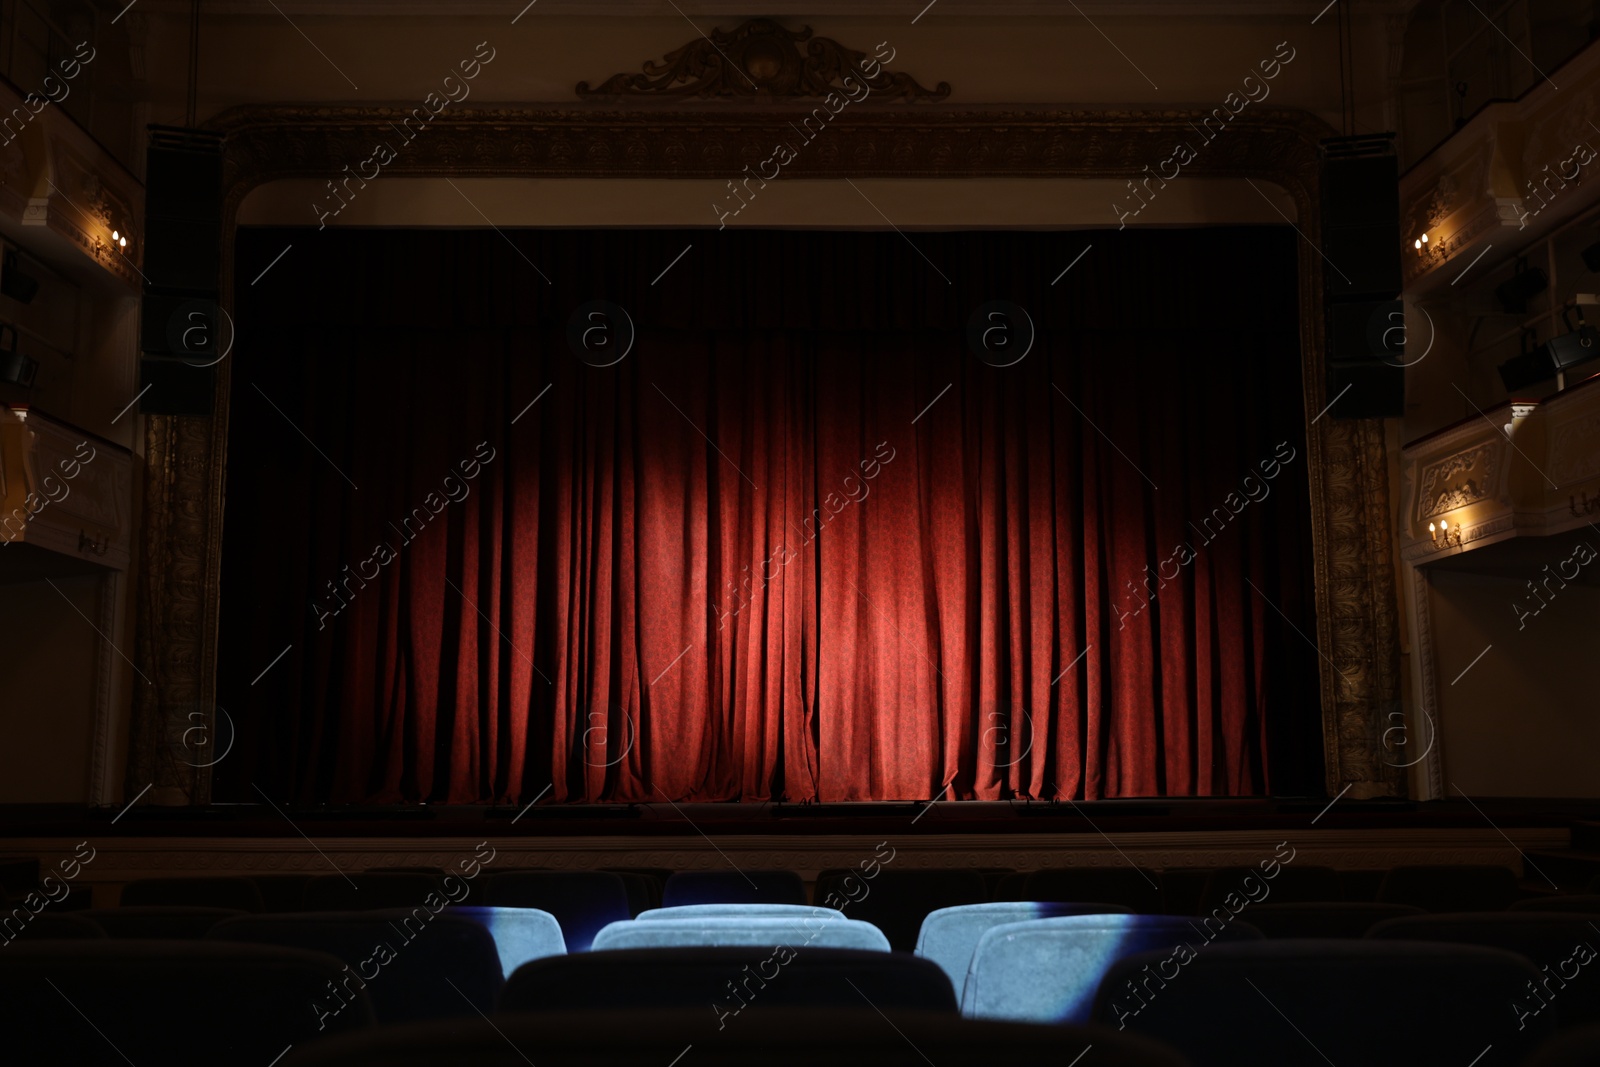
xmin=575 ymin=18 xmax=950 ymax=102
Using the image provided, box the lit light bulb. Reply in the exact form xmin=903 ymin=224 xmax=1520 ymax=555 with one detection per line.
xmin=1422 ymin=233 xmax=1429 ymax=243
xmin=112 ymin=230 xmax=119 ymax=241
xmin=119 ymin=236 xmax=127 ymax=248
xmin=1414 ymin=239 xmax=1422 ymax=250
xmin=1440 ymin=520 xmax=1448 ymax=531
xmin=1428 ymin=522 xmax=1436 ymax=534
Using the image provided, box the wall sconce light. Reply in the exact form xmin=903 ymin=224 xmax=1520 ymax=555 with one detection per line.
xmin=111 ymin=229 xmax=128 ymax=250
xmin=1412 ymin=231 xmax=1448 ymax=266
xmin=1428 ymin=519 xmax=1463 ymax=547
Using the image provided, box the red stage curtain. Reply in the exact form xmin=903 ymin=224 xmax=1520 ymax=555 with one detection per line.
xmin=218 ymin=227 xmax=1318 ymax=804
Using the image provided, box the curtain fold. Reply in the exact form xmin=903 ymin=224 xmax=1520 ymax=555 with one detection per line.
xmin=218 ymin=226 xmax=1318 ymax=804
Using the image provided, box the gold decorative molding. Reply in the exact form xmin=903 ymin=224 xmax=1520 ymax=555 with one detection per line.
xmin=131 ymin=412 xmax=220 ymax=806
xmin=128 ymin=101 xmax=1404 ymax=803
xmin=1315 ymin=415 xmax=1404 ymax=798
xmin=575 ymin=19 xmax=950 ymax=101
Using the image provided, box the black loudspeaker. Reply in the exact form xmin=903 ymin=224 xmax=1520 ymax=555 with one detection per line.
xmin=1494 ymin=310 xmax=1600 ymax=393
xmin=140 ymin=293 xmax=219 ymax=359
xmin=1319 ymin=135 xmax=1402 ymax=302
xmin=1325 ymin=297 xmax=1405 ymax=418
xmin=1326 ymin=299 xmax=1404 ymax=361
xmin=1326 ymin=360 xmax=1404 ymax=418
xmin=140 ymin=125 xmax=223 ymax=417
xmin=1320 ymin=135 xmax=1405 ymax=418
xmin=140 ymin=359 xmax=215 ymax=414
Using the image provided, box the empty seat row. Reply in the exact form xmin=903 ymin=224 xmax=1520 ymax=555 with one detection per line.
xmin=3 ymin=906 xmax=567 ymax=1003
xmin=15 ymin=861 xmax=1560 ymax=968
xmin=0 ymin=942 xmax=1180 ymax=1067
xmin=1099 ymin=940 xmax=1553 ymax=1066
xmin=5 ymin=933 xmax=1594 ymax=1067
xmin=941 ymin=908 xmax=1600 ymax=1036
xmin=25 ymin=898 xmax=1597 ymax=1028
xmin=989 ymin=864 xmax=1527 ymax=913
xmin=20 ymin=862 xmax=1571 ymax=933
xmin=277 ymin=1013 xmax=1600 ymax=1067
xmin=113 ymin=871 xmax=635 ymax=950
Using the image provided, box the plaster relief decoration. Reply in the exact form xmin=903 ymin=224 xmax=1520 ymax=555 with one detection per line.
xmin=1549 ymin=414 xmax=1600 ymax=488
xmin=1423 ymin=170 xmax=1459 ymax=230
xmin=576 ymin=19 xmax=950 ymax=102
xmin=1417 ymin=445 xmax=1495 ymax=522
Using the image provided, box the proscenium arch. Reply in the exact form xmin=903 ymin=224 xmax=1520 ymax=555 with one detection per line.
xmin=128 ymin=104 xmax=1403 ymax=805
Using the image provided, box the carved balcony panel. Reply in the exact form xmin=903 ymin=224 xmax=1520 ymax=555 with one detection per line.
xmin=1400 ymin=40 xmax=1600 ymax=296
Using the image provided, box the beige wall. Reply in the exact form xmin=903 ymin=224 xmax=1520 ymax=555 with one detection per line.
xmin=0 ymin=570 xmax=100 ymax=803
xmin=1430 ymin=566 xmax=1600 ymax=798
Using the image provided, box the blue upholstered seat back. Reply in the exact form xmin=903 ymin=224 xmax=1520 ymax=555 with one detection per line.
xmin=1366 ymin=913 xmax=1600 ymax=1027
xmin=962 ymin=913 xmax=1261 ymax=1023
xmin=445 ymin=905 xmax=566 ymax=977
xmin=80 ymin=906 xmax=245 ymax=940
xmin=637 ymin=903 xmax=844 ymax=922
xmin=1094 ymin=940 xmax=1553 ymax=1067
xmin=592 ymin=915 xmax=890 ymax=952
xmin=209 ymin=910 xmax=503 ymax=1023
xmin=916 ymin=901 xmax=1134 ymax=993
xmin=482 ymin=871 xmax=632 ymax=952
xmin=501 ymin=947 xmax=954 ymax=1016
xmin=0 ymin=941 xmax=373 ymax=1064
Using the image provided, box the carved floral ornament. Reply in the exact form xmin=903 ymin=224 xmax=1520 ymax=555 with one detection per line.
xmin=1418 ymin=445 xmax=1495 ymax=521
xmin=575 ymin=19 xmax=950 ymax=102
